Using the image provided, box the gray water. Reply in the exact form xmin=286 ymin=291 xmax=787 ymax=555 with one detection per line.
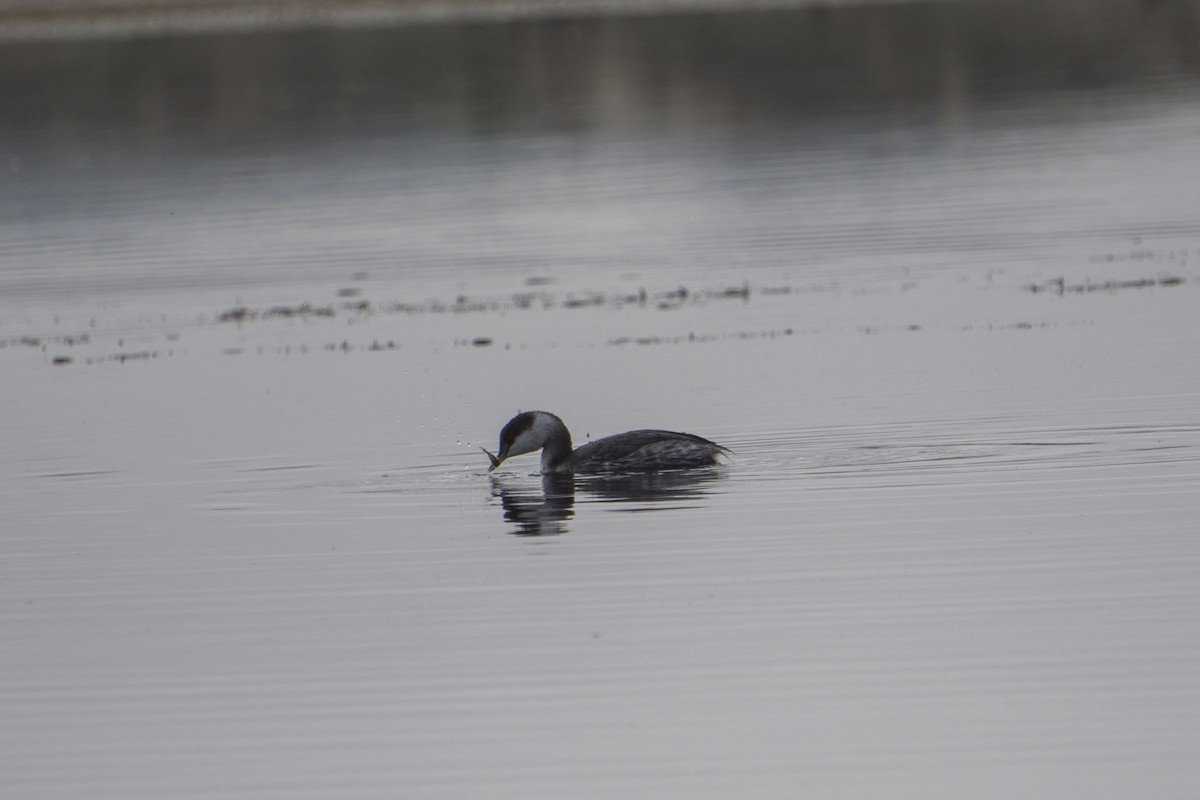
xmin=3 ymin=2 xmax=1200 ymax=797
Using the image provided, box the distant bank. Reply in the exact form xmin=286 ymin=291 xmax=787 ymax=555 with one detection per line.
xmin=0 ymin=0 xmax=841 ymax=41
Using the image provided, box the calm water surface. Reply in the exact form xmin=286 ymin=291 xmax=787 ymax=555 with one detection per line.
xmin=3 ymin=2 xmax=1200 ymax=797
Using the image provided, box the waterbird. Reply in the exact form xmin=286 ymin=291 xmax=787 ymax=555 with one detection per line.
xmin=482 ymin=410 xmax=728 ymax=474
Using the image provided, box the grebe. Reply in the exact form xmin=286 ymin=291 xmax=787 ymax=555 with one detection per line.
xmin=483 ymin=410 xmax=728 ymax=474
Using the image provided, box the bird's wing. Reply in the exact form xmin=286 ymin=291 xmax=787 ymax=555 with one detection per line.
xmin=571 ymin=429 xmax=726 ymax=469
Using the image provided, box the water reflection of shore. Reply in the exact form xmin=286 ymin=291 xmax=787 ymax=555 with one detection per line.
xmin=6 ymin=0 xmax=1199 ymax=155
xmin=492 ymin=468 xmax=726 ymax=536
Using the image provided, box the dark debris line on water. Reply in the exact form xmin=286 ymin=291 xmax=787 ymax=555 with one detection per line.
xmin=211 ymin=268 xmax=1190 ymax=331
xmin=9 ymin=267 xmax=1194 ymax=365
xmin=1026 ymin=275 xmax=1186 ymax=295
xmin=214 ymin=280 xmax=758 ymax=326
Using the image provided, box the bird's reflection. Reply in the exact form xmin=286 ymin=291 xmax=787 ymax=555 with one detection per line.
xmin=490 ymin=468 xmax=726 ymax=536
xmin=493 ymin=473 xmax=576 ymax=537
xmin=575 ymin=468 xmax=726 ymax=505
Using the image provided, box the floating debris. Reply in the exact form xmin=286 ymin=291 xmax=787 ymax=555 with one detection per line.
xmin=719 ymin=281 xmax=751 ymax=300
xmin=51 ymin=356 xmax=72 ymax=365
xmin=263 ymin=303 xmax=335 ymax=319
xmin=611 ymin=327 xmax=793 ymax=347
xmin=563 ymin=293 xmax=605 ymax=309
xmin=218 ymin=302 xmax=339 ymax=323
xmin=1 ymin=332 xmax=92 ymax=350
xmin=213 ymin=279 xmax=766 ymax=328
xmin=510 ymin=292 xmax=540 ymax=309
xmin=1026 ymin=275 xmax=1185 ymax=295
xmin=217 ymin=306 xmax=252 ymax=323
xmin=113 ymin=351 xmax=155 ymax=363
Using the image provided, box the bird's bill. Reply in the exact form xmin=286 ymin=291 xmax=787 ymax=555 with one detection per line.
xmin=481 ymin=446 xmax=505 ymax=472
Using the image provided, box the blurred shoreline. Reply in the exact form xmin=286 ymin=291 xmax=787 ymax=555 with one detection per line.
xmin=0 ymin=0 xmax=848 ymax=41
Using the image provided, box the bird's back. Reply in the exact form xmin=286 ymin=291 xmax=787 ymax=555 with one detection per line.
xmin=567 ymin=429 xmax=727 ymax=473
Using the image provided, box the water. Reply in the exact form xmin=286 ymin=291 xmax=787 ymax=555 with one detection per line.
xmin=3 ymin=2 xmax=1200 ymax=797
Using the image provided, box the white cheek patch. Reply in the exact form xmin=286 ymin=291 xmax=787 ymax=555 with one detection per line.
xmin=508 ymin=427 xmax=543 ymax=457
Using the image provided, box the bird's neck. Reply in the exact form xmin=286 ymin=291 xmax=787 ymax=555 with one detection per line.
xmin=539 ymin=427 xmax=573 ymax=472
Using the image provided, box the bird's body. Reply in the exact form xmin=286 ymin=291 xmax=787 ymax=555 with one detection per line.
xmin=484 ymin=411 xmax=727 ymax=474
